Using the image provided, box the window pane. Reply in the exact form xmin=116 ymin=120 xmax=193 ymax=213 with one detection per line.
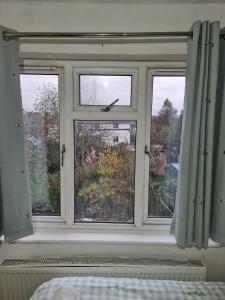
xmin=20 ymin=74 xmax=60 ymax=215
xmin=148 ymin=76 xmax=185 ymax=217
xmin=74 ymin=120 xmax=136 ymax=223
xmin=80 ymin=75 xmax=131 ymax=106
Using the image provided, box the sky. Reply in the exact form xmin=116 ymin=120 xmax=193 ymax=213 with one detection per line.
xmin=20 ymin=74 xmax=185 ymax=115
xmin=152 ymin=76 xmax=185 ymax=115
xmin=20 ymin=74 xmax=58 ymax=111
xmin=80 ymin=75 xmax=131 ymax=105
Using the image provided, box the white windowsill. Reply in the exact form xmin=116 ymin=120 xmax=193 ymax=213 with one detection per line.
xmin=0 ymin=231 xmax=221 ymax=248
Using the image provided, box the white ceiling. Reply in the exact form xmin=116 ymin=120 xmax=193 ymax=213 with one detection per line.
xmin=0 ymin=0 xmax=224 ymax=3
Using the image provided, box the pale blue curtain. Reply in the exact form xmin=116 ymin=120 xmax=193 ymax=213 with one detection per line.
xmin=172 ymin=21 xmax=221 ymax=248
xmin=210 ymin=29 xmax=225 ymax=244
xmin=0 ymin=26 xmax=33 ymax=242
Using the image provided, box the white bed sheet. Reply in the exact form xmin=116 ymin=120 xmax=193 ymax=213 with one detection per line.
xmin=30 ymin=276 xmax=225 ymax=300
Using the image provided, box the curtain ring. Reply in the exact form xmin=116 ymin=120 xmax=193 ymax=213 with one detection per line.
xmin=206 ymin=42 xmax=216 ymax=47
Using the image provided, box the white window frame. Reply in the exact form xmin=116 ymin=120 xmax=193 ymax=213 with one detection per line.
xmin=71 ymin=62 xmax=143 ymax=229
xmin=21 ymin=59 xmax=185 ymax=233
xmin=144 ymin=68 xmax=186 ymax=225
xmin=73 ymin=66 xmax=138 ymax=112
xmin=20 ymin=65 xmax=66 ymax=224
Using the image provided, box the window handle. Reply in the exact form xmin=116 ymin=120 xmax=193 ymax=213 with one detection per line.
xmin=61 ymin=144 xmax=66 ymax=167
xmin=144 ymin=145 xmax=156 ymax=164
xmin=101 ymin=98 xmax=119 ymax=112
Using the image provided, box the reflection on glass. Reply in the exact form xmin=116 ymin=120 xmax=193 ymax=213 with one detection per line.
xmin=148 ymin=76 xmax=185 ymax=217
xmin=74 ymin=120 xmax=136 ymax=223
xmin=20 ymin=74 xmax=60 ymax=215
xmin=80 ymin=75 xmax=131 ymax=106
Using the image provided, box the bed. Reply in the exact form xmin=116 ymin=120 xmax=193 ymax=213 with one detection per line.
xmin=29 ymin=276 xmax=225 ymax=300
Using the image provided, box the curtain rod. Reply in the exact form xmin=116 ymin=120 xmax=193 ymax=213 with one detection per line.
xmin=3 ymin=31 xmax=193 ymax=40
xmin=3 ymin=31 xmax=225 ymax=41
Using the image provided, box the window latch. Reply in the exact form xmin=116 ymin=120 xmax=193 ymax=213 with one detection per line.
xmin=61 ymin=144 xmax=66 ymax=167
xmin=101 ymin=98 xmax=119 ymax=112
xmin=144 ymin=145 xmax=156 ymax=164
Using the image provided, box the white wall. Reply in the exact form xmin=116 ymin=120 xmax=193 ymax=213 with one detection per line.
xmin=0 ymin=2 xmax=225 ymax=56
xmin=1 ymin=235 xmax=225 ymax=281
xmin=0 ymin=2 xmax=225 ymax=32
xmin=0 ymin=1 xmax=225 ymax=281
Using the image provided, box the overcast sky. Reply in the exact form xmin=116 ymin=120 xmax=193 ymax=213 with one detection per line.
xmin=20 ymin=74 xmax=185 ymax=115
xmin=20 ymin=74 xmax=58 ymax=111
xmin=80 ymin=75 xmax=131 ymax=106
xmin=152 ymin=76 xmax=185 ymax=115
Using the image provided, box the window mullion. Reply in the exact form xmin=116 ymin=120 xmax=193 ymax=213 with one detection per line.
xmin=143 ymin=70 xmax=154 ymax=222
xmin=63 ymin=64 xmax=75 ymax=226
xmin=134 ymin=65 xmax=148 ymax=227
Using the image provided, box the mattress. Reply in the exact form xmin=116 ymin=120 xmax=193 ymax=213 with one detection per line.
xmin=29 ymin=276 xmax=225 ymax=299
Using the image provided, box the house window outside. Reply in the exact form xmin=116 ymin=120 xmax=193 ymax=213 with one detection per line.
xmin=113 ymin=136 xmax=119 ymax=143
xmin=20 ymin=74 xmax=60 ymax=216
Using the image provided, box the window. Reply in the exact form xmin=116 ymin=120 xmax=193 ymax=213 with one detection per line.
xmin=147 ymin=75 xmax=185 ymax=219
xmin=20 ymin=73 xmax=61 ymax=216
xmin=74 ymin=120 xmax=136 ymax=223
xmin=20 ymin=61 xmax=185 ymax=230
xmin=113 ymin=136 xmax=119 ymax=143
xmin=79 ymin=75 xmax=132 ymax=106
xmin=73 ymin=67 xmax=138 ymax=112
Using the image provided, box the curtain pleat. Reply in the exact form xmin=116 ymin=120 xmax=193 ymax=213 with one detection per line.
xmin=210 ymin=31 xmax=225 ymax=244
xmin=171 ymin=21 xmax=220 ymax=249
xmin=0 ymin=26 xmax=33 ymax=242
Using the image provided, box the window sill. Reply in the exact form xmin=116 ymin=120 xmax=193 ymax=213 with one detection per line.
xmin=2 ymin=231 xmax=176 ymax=245
xmin=1 ymin=231 xmax=221 ymax=248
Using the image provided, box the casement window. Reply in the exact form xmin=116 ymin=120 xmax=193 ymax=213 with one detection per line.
xmin=144 ymin=73 xmax=185 ymax=224
xmin=20 ymin=72 xmax=61 ymax=217
xmin=20 ymin=61 xmax=185 ymax=229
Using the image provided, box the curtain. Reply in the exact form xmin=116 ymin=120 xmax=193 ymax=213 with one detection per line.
xmin=0 ymin=26 xmax=33 ymax=242
xmin=210 ymin=30 xmax=225 ymax=244
xmin=171 ymin=21 xmax=221 ymax=249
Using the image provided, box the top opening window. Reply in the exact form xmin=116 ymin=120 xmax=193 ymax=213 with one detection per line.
xmin=73 ymin=66 xmax=138 ymax=112
xmin=79 ymin=75 xmax=132 ymax=106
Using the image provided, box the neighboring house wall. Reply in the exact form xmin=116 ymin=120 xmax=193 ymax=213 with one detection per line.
xmin=0 ymin=1 xmax=225 ymax=281
xmin=100 ymin=123 xmax=131 ymax=145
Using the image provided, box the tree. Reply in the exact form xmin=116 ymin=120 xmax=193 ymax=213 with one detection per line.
xmin=149 ymin=99 xmax=182 ymax=215
xmin=75 ymin=142 xmax=135 ymax=223
xmin=151 ymin=99 xmax=177 ymax=146
xmin=23 ymin=83 xmax=60 ymax=214
xmin=172 ymin=110 xmax=183 ymax=162
xmin=80 ymin=76 xmax=108 ymax=105
xmin=23 ymin=111 xmax=49 ymax=208
xmin=34 ymin=83 xmax=58 ymax=114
